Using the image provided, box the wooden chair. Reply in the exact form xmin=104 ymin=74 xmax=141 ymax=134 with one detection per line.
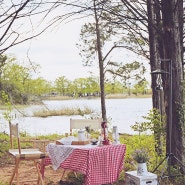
xmin=70 ymin=118 xmax=102 ymax=135
xmin=9 ymin=122 xmax=47 ymax=185
xmin=22 ymin=139 xmax=50 ymax=152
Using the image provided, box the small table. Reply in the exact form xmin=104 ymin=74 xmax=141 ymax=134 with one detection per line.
xmin=42 ymin=143 xmax=126 ymax=185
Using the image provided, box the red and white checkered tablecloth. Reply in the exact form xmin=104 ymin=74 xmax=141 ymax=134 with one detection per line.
xmin=42 ymin=144 xmax=126 ymax=185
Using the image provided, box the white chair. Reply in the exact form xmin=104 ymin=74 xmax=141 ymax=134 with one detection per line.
xmin=9 ymin=122 xmax=47 ymax=185
xmin=70 ymin=118 xmax=102 ymax=135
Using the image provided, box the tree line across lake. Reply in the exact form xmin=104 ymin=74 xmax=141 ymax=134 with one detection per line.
xmin=0 ymin=57 xmax=151 ymax=104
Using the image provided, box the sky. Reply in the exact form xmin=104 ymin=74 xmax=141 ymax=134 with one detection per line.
xmin=6 ymin=13 xmax=150 ymax=83
xmin=7 ymin=18 xmax=99 ymax=82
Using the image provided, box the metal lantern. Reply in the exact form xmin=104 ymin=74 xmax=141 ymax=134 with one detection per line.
xmin=151 ymin=69 xmax=168 ymax=91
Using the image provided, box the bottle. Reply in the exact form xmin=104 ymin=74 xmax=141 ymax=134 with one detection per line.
xmin=112 ymin=126 xmax=120 ymax=144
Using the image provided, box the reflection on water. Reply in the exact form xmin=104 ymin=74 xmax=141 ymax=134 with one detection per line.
xmin=1 ymin=98 xmax=152 ymax=136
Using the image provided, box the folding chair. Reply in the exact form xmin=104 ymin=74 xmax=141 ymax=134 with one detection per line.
xmin=9 ymin=122 xmax=47 ymax=185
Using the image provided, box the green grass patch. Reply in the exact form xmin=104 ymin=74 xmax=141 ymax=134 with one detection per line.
xmin=33 ymin=106 xmax=94 ymax=117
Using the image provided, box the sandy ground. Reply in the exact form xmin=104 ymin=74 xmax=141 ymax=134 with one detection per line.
xmin=0 ymin=159 xmax=67 ymax=185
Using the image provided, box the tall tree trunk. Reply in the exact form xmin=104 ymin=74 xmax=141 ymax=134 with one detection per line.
xmin=147 ymin=0 xmax=185 ymax=165
xmin=147 ymin=0 xmax=161 ymax=108
xmin=147 ymin=0 xmax=164 ymax=155
xmin=161 ymin=0 xmax=185 ymax=165
xmin=93 ymin=0 xmax=107 ymax=121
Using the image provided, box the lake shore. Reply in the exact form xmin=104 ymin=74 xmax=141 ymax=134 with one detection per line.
xmin=43 ymin=93 xmax=152 ymax=101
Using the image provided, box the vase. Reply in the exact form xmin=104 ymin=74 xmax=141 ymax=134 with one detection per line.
xmin=137 ymin=162 xmax=148 ymax=176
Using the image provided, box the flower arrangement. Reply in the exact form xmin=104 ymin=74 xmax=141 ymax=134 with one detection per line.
xmin=132 ymin=149 xmax=149 ymax=163
xmin=85 ymin=126 xmax=91 ymax=133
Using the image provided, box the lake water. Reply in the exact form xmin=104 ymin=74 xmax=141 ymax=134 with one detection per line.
xmin=0 ymin=98 xmax=152 ymax=136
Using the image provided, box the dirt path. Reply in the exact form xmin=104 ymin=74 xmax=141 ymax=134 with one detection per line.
xmin=0 ymin=160 xmax=65 ymax=185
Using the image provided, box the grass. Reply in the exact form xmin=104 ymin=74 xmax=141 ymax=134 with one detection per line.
xmin=42 ymin=96 xmax=73 ymax=101
xmin=105 ymin=93 xmax=152 ymax=99
xmin=33 ymin=106 xmax=93 ymax=117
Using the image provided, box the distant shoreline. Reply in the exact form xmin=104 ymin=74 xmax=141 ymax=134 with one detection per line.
xmin=43 ymin=94 xmax=152 ymax=101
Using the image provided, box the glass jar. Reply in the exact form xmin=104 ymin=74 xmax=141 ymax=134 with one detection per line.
xmin=78 ymin=130 xmax=85 ymax=141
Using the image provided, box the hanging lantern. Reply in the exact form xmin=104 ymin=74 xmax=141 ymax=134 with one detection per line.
xmin=151 ymin=69 xmax=168 ymax=91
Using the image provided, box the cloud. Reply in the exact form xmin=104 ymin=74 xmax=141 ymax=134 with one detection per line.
xmin=7 ymin=18 xmax=99 ymax=81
